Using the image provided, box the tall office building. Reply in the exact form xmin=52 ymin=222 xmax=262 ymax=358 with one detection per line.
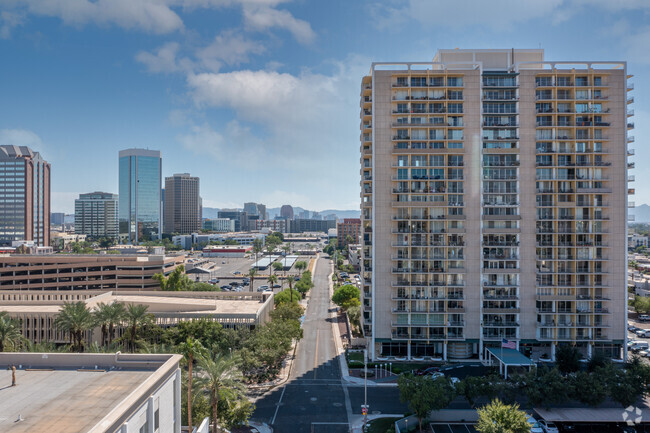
xmin=0 ymin=146 xmax=50 ymax=246
xmin=360 ymin=49 xmax=632 ymax=362
xmin=280 ymin=205 xmax=294 ymax=220
xmin=119 ymin=148 xmax=162 ymax=243
xmin=163 ymin=173 xmax=200 ymax=235
xmin=74 ymin=192 xmax=119 ymax=239
xmin=50 ymin=212 xmax=65 ymax=226
xmin=244 ymin=202 xmax=260 ymax=216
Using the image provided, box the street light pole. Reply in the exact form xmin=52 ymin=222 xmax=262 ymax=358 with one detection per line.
xmin=363 ymin=348 xmax=368 ymax=427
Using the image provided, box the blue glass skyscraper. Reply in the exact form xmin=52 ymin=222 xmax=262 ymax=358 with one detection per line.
xmin=118 ymin=148 xmax=162 ymax=243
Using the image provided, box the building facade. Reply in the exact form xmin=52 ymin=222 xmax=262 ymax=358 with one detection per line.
xmin=0 ymin=146 xmax=50 ymax=247
xmin=163 ymin=173 xmax=200 ymax=235
xmin=0 ymin=254 xmax=181 ymax=290
xmin=290 ymin=218 xmax=337 ymax=233
xmin=280 ymin=204 xmax=294 ymax=220
xmin=202 ymin=218 xmax=235 ymax=232
xmin=217 ymin=210 xmax=247 ymax=231
xmin=337 ymin=218 xmax=361 ymax=247
xmin=360 ymin=49 xmax=631 ymax=362
xmin=74 ymin=192 xmax=119 ymax=239
xmin=119 ymin=148 xmax=162 ymax=243
xmin=254 ymin=219 xmax=288 ymax=233
xmin=50 ymin=212 xmax=65 ymax=226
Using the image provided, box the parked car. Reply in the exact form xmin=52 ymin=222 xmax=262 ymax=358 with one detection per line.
xmin=538 ymin=420 xmax=559 ymax=433
xmin=639 ymin=349 xmax=650 ymax=358
xmin=561 ymin=423 xmax=575 ymax=432
xmin=415 ymin=366 xmax=440 ymax=376
xmin=220 ymin=286 xmax=231 ymax=291
xmin=258 ymin=285 xmax=269 ymax=291
xmin=631 ymin=341 xmax=649 ymax=352
xmin=208 ymin=278 xmax=219 ymax=284
xmin=229 ymin=281 xmax=240 ymax=287
xmin=233 ymin=270 xmax=242 ymax=275
xmin=635 ymin=329 xmax=648 ymax=337
xmin=427 ymin=371 xmax=445 ymax=380
xmin=272 ymin=284 xmax=281 ymax=289
xmin=640 ymin=315 xmax=650 ymax=322
xmin=526 ymin=416 xmax=543 ymax=433
xmin=449 ymin=377 xmax=460 ymax=387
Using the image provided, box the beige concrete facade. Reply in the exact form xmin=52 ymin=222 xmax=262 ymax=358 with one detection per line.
xmin=360 ymin=49 xmax=631 ymax=362
xmin=0 ymin=254 xmax=182 ymax=291
xmin=0 ymin=289 xmax=274 ymax=346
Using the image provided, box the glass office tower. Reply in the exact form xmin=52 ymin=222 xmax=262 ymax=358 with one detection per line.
xmin=119 ymin=149 xmax=162 ymax=243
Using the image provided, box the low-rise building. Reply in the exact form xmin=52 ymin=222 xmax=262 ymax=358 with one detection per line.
xmin=0 ymin=290 xmax=274 ymax=346
xmin=254 ymin=219 xmax=288 ymax=233
xmin=50 ymin=231 xmax=87 ymax=251
xmin=0 ymin=254 xmax=182 ymax=291
xmin=202 ymin=218 xmax=235 ymax=233
xmin=289 ymin=218 xmax=336 ymax=233
xmin=629 ymin=233 xmax=649 ymax=249
xmin=337 ymin=218 xmax=361 ymax=248
xmin=0 ymin=352 xmax=183 ymax=433
xmin=202 ymin=245 xmax=252 ymax=258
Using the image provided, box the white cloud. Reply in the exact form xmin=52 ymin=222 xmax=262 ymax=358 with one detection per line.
xmin=196 ymin=30 xmax=265 ymax=72
xmin=136 ymin=42 xmax=187 ymax=73
xmin=243 ymin=4 xmax=315 ymax=43
xmin=9 ymin=0 xmax=184 ymax=34
xmin=177 ymin=123 xmax=226 ymax=161
xmin=0 ymin=11 xmax=24 ymax=39
xmin=0 ymin=128 xmax=44 ymax=151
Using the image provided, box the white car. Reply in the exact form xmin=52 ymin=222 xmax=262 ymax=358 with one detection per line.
xmin=538 ymin=420 xmax=558 ymax=433
xmin=527 ymin=416 xmax=543 ymax=433
xmin=427 ymin=372 xmax=445 ymax=380
xmin=449 ymin=377 xmax=460 ymax=386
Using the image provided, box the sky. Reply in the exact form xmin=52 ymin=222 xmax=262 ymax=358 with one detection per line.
xmin=1 ymin=0 xmax=650 ymax=214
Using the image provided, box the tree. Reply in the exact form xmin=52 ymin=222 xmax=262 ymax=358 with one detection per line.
xmin=270 ymin=302 xmax=303 ymax=322
xmin=332 ymin=284 xmax=361 ymax=311
xmin=247 ymin=268 xmax=257 ymax=293
xmin=457 ymin=375 xmax=499 ymax=408
xmin=475 ymin=399 xmax=530 ymax=433
xmin=397 ymin=374 xmax=455 ymax=431
xmin=274 ymin=289 xmax=301 ymax=305
xmin=153 ymin=265 xmax=193 ymax=291
xmin=571 ymin=370 xmax=607 ymax=407
xmin=267 ymin=274 xmax=278 ymax=290
xmin=286 ymin=276 xmax=296 ymax=302
xmin=192 ymin=282 xmax=220 ymax=292
xmin=124 ymin=304 xmax=154 ymax=352
xmin=0 ymin=312 xmax=24 ymax=352
xmin=93 ymin=303 xmax=112 ymax=347
xmin=517 ymin=367 xmax=569 ymax=410
xmin=295 ymin=261 xmax=307 ymax=273
xmin=106 ymin=302 xmax=127 ymax=346
xmin=272 ymin=261 xmax=283 ymax=274
xmin=555 ymin=345 xmax=582 ymax=374
xmin=54 ymin=302 xmax=96 ymax=352
xmin=196 ymin=351 xmax=246 ymax=433
xmin=178 ymin=337 xmax=205 ymax=432
xmin=252 ymin=239 xmax=263 ymax=264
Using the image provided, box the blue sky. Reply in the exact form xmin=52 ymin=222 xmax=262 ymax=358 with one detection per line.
xmin=0 ymin=0 xmax=649 ymax=213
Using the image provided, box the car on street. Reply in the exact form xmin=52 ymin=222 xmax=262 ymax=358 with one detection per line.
xmin=233 ymin=270 xmax=242 ymax=275
xmin=258 ymin=285 xmax=269 ymax=291
xmin=272 ymin=284 xmax=281 ymax=289
xmin=538 ymin=420 xmax=558 ymax=433
xmin=526 ymin=416 xmax=543 ymax=433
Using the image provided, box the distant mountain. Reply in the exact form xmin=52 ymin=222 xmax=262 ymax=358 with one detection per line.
xmin=631 ymin=204 xmax=650 ymax=223
xmin=202 ymin=207 xmax=221 ymax=219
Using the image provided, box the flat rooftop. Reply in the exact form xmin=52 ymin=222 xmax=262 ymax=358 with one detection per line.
xmin=0 ymin=352 xmax=180 ymax=433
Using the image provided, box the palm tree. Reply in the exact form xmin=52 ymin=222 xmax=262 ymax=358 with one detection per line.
xmin=178 ymin=337 xmax=205 ymax=432
xmin=107 ymin=302 xmax=127 ymax=346
xmin=0 ymin=312 xmax=24 ymax=352
xmin=196 ymin=351 xmax=245 ymax=433
xmin=124 ymin=304 xmax=154 ymax=353
xmin=54 ymin=302 xmax=96 ymax=352
xmin=252 ymin=238 xmax=263 ymax=264
xmin=286 ymin=275 xmax=295 ymax=303
xmin=281 ymin=244 xmax=291 ymax=272
xmin=93 ymin=303 xmax=112 ymax=347
xmin=265 ymin=243 xmax=276 ymax=276
xmin=268 ymin=274 xmax=278 ymax=291
xmin=247 ymin=268 xmax=257 ymax=293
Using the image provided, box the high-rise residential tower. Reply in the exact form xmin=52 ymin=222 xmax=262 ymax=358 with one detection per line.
xmin=0 ymin=145 xmax=50 ymax=246
xmin=360 ymin=49 xmax=632 ymax=362
xmin=119 ymin=148 xmax=162 ymax=243
xmin=163 ymin=173 xmax=200 ymax=235
xmin=74 ymin=192 xmax=119 ymax=239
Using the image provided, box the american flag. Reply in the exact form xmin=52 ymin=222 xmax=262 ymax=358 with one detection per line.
xmin=501 ymin=339 xmax=516 ymax=349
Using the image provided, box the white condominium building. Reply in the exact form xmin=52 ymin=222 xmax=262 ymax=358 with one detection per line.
xmin=360 ymin=49 xmax=633 ymax=362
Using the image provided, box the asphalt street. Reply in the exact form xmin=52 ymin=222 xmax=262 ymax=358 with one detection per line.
xmin=251 ymin=254 xmax=408 ymax=432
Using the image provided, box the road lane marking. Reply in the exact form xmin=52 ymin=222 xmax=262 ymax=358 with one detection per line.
xmin=270 ymin=385 xmax=287 ymax=425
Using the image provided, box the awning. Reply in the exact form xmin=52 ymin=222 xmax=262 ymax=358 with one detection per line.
xmin=486 ymin=347 xmax=535 ymax=379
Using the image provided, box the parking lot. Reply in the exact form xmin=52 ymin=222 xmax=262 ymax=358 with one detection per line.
xmin=190 ymin=253 xmax=313 ymax=294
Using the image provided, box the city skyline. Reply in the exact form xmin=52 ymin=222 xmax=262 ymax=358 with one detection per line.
xmin=1 ymin=1 xmax=650 ymax=213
